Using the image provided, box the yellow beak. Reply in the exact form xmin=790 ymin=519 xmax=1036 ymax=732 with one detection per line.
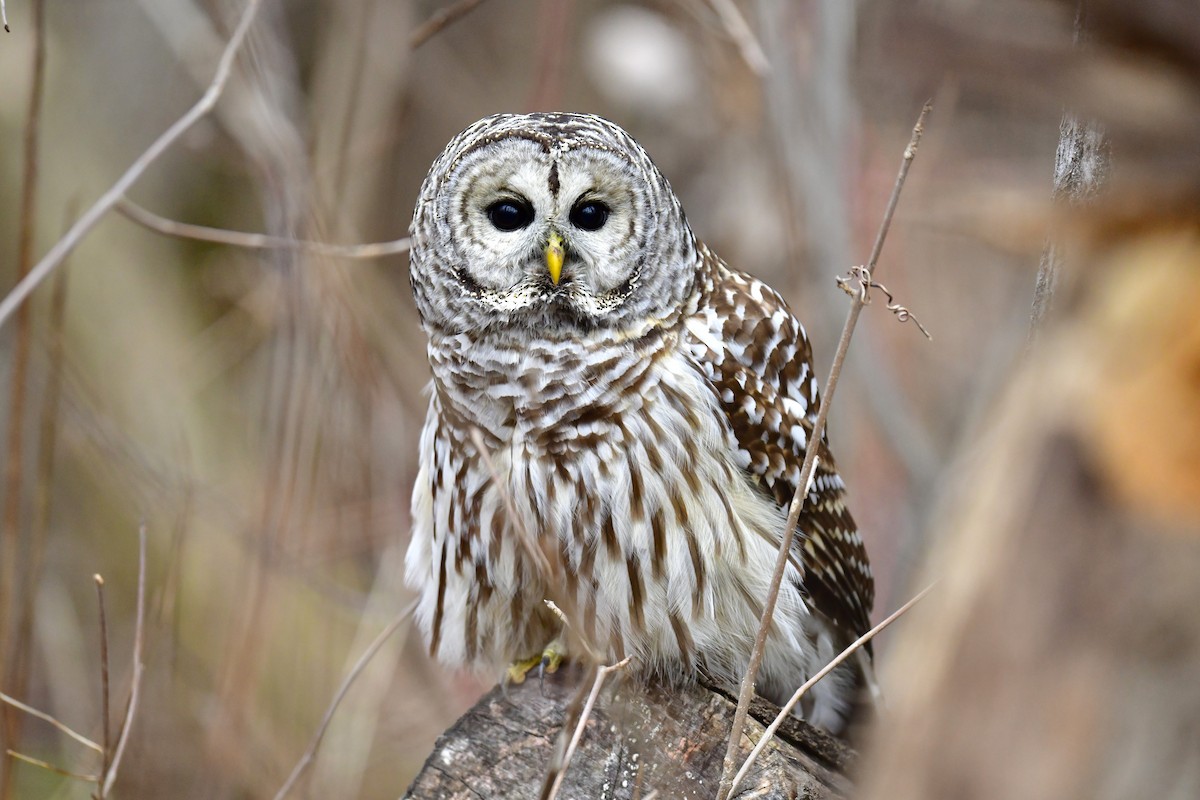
xmin=545 ymin=231 xmax=565 ymax=285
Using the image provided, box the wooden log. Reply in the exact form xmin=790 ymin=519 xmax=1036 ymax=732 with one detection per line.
xmin=403 ymin=668 xmax=854 ymax=800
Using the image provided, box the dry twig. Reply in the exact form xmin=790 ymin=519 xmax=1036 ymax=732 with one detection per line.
xmin=469 ymin=428 xmax=552 ymax=580
xmin=0 ymin=693 xmax=101 ymax=753
xmin=0 ymin=0 xmax=264 ymax=331
xmin=4 ymin=750 xmax=96 ymax=782
xmin=717 ymin=100 xmax=933 ymax=800
xmin=116 ymin=197 xmax=411 ymax=259
xmin=727 ymin=583 xmax=935 ymax=796
xmin=0 ymin=4 xmax=47 ymax=766
xmin=706 ymin=0 xmax=770 ymax=76
xmin=542 ymin=657 xmax=632 ymax=800
xmin=410 ymin=0 xmax=492 ymax=49
xmin=100 ymin=523 xmax=147 ymax=798
xmin=272 ymin=608 xmax=411 ymax=800
xmin=95 ymin=575 xmax=112 ymax=782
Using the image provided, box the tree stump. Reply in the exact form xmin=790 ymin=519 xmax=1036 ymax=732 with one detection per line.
xmin=403 ymin=668 xmax=854 ymax=799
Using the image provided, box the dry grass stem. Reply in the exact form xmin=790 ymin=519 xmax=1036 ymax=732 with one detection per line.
xmin=469 ymin=427 xmax=552 ymax=580
xmin=94 ymin=574 xmax=112 ymax=781
xmin=0 ymin=693 xmax=101 ymax=752
xmin=100 ymin=523 xmax=147 ymax=798
xmin=542 ymin=656 xmax=632 ymax=800
xmin=706 ymin=0 xmax=770 ymax=76
xmin=0 ymin=0 xmax=264 ymax=331
xmin=717 ymin=100 xmax=933 ymax=800
xmin=727 ymin=583 xmax=936 ymax=797
xmin=272 ymin=607 xmax=411 ymax=800
xmin=116 ymin=197 xmax=411 ymax=259
xmin=4 ymin=750 xmax=97 ymax=782
xmin=410 ymin=0 xmax=492 ymax=49
xmin=0 ymin=5 xmax=47 ymax=770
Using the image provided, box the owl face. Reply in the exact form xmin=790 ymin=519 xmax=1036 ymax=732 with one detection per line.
xmin=410 ymin=113 xmax=697 ymax=336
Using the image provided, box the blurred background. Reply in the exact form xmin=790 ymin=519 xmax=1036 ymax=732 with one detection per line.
xmin=0 ymin=0 xmax=1194 ymax=798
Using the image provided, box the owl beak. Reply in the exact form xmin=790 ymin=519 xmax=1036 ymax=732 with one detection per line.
xmin=545 ymin=231 xmax=565 ymax=286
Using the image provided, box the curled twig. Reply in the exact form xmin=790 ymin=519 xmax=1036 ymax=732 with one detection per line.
xmin=717 ymin=99 xmax=933 ymax=800
xmin=837 ymin=266 xmax=932 ymax=340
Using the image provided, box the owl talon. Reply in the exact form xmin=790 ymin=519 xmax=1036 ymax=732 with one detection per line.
xmin=506 ymin=654 xmax=543 ymax=685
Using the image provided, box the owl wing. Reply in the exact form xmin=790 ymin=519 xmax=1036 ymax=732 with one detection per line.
xmin=685 ymin=250 xmax=874 ymax=641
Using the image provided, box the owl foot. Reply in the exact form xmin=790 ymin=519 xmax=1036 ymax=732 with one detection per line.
xmin=505 ymin=639 xmax=566 ymax=685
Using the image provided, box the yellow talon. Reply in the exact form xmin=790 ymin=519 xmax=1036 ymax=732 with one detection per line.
xmin=506 ymin=654 xmax=543 ymax=685
xmin=540 ymin=641 xmax=564 ymax=675
xmin=505 ymin=639 xmax=566 ymax=685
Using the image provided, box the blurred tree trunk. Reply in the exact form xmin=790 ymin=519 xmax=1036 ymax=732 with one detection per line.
xmin=857 ymin=226 xmax=1200 ymax=799
xmin=403 ymin=669 xmax=854 ymax=799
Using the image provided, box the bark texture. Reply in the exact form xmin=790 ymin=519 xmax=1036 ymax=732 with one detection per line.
xmin=403 ymin=669 xmax=854 ymax=800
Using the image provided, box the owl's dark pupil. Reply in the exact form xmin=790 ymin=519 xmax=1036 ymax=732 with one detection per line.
xmin=486 ymin=199 xmax=535 ymax=231
xmin=570 ymin=201 xmax=609 ymax=231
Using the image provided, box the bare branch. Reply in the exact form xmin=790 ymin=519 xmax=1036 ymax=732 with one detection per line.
xmin=116 ymin=197 xmax=411 ymax=259
xmin=272 ymin=607 xmax=411 ymax=800
xmin=718 ymin=100 xmax=933 ymax=800
xmin=542 ymin=657 xmax=632 ymax=800
xmin=468 ymin=428 xmax=552 ymax=580
xmin=410 ymin=0 xmax=492 ymax=49
xmin=0 ymin=0 xmax=265 ymax=331
xmin=0 ymin=693 xmax=101 ymax=753
xmin=727 ymin=583 xmax=935 ymax=796
xmin=706 ymin=0 xmax=770 ymax=76
xmin=101 ymin=523 xmax=147 ymax=797
xmin=95 ymin=574 xmax=112 ymax=782
xmin=5 ymin=750 xmax=98 ymax=782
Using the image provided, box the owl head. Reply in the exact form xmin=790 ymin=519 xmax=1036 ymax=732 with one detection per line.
xmin=410 ymin=113 xmax=699 ymax=336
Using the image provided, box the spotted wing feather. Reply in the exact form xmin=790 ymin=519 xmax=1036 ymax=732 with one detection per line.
xmin=687 ymin=248 xmax=874 ymax=641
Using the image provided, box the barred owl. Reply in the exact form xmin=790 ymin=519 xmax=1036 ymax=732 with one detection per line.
xmin=405 ymin=113 xmax=873 ymax=732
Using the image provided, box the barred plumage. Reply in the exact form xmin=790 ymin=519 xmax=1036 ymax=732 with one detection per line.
xmin=405 ymin=112 xmax=873 ymax=732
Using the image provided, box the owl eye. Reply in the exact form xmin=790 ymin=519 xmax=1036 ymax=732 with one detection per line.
xmin=486 ymin=199 xmax=535 ymax=232
xmin=569 ymin=200 xmax=610 ymax=232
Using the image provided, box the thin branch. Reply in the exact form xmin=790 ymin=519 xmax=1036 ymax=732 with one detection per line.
xmin=0 ymin=0 xmax=265 ymax=331
xmin=727 ymin=583 xmax=935 ymax=796
xmin=542 ymin=657 xmax=632 ymax=800
xmin=717 ymin=100 xmax=932 ymax=800
xmin=468 ymin=428 xmax=552 ymax=580
xmin=116 ymin=197 xmax=411 ymax=259
xmin=94 ymin=575 xmax=112 ymax=782
xmin=0 ymin=694 xmax=101 ymax=753
xmin=100 ymin=523 xmax=147 ymax=798
xmin=0 ymin=0 xmax=46 ymax=753
xmin=5 ymin=750 xmax=98 ymax=782
xmin=410 ymin=0 xmax=491 ymax=49
xmin=272 ymin=607 xmax=411 ymax=800
xmin=706 ymin=0 xmax=770 ymax=76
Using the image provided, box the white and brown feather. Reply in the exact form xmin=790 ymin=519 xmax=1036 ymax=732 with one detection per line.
xmin=405 ymin=112 xmax=873 ymax=732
